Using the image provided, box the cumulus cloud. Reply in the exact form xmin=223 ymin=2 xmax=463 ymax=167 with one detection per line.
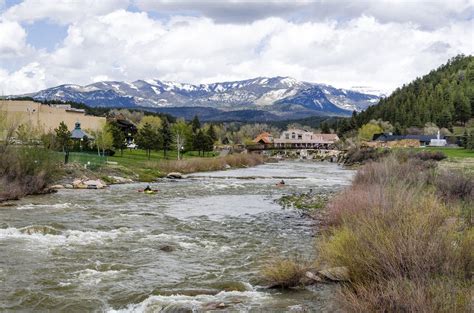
xmin=135 ymin=0 xmax=473 ymax=29
xmin=3 ymin=0 xmax=130 ymax=24
xmin=0 ymin=9 xmax=471 ymax=95
xmin=0 ymin=1 xmax=472 ymax=95
xmin=0 ymin=62 xmax=46 ymax=95
xmin=0 ymin=19 xmax=30 ymax=57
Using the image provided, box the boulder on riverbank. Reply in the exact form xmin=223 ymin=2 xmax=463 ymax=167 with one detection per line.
xmin=317 ymin=267 xmax=349 ymax=282
xmin=107 ymin=176 xmax=134 ymax=184
xmin=166 ymin=172 xmax=184 ymax=179
xmin=50 ymin=184 xmax=65 ymax=190
xmin=72 ymin=178 xmax=107 ymax=189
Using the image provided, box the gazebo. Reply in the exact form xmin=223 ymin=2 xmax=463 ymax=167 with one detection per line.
xmin=70 ymin=121 xmax=93 ymax=151
xmin=70 ymin=121 xmax=92 ymax=140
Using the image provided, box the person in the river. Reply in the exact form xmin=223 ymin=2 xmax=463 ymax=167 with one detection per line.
xmin=276 ymin=180 xmax=285 ymax=186
xmin=144 ymin=185 xmax=151 ymax=191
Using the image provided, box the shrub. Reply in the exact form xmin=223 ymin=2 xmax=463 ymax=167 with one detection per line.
xmin=260 ymin=256 xmax=310 ymax=288
xmin=410 ymin=151 xmax=447 ymax=161
xmin=321 ymin=188 xmax=464 ymax=281
xmin=352 ymin=155 xmax=435 ymax=189
xmin=0 ymin=146 xmax=62 ymax=200
xmin=344 ymin=147 xmax=390 ymax=165
xmin=339 ymin=277 xmax=472 ymax=313
xmin=319 ymin=156 xmax=472 ymax=312
xmin=434 ymin=170 xmax=474 ymax=203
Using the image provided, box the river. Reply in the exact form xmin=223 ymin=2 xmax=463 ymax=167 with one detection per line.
xmin=0 ymin=161 xmax=353 ymax=312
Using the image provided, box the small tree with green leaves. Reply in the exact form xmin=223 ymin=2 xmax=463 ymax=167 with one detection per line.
xmin=358 ymin=122 xmax=383 ymax=141
xmin=93 ymin=123 xmax=114 ymax=157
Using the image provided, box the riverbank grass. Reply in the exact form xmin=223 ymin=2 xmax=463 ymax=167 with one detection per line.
xmin=318 ymin=155 xmax=473 ymax=312
xmin=0 ymin=146 xmax=63 ymax=201
xmin=65 ymin=150 xmax=263 ymax=182
xmin=261 ymin=256 xmax=311 ymax=288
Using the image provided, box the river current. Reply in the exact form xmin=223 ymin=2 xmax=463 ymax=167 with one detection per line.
xmin=0 ymin=161 xmax=353 ymax=312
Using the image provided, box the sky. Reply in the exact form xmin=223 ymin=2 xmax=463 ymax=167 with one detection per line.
xmin=0 ymin=0 xmax=473 ymax=95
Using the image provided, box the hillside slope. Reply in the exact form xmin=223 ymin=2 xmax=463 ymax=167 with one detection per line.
xmin=354 ymin=55 xmax=474 ymax=129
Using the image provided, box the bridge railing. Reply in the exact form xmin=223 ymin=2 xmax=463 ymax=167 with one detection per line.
xmin=246 ymin=143 xmax=336 ymax=151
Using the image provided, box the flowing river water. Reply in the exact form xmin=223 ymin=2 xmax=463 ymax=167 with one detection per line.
xmin=0 ymin=161 xmax=354 ymax=312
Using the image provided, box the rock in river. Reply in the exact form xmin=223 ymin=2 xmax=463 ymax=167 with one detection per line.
xmin=72 ymin=178 xmax=107 ymax=189
xmin=318 ymin=266 xmax=350 ymax=282
xmin=166 ymin=172 xmax=183 ymax=179
xmin=50 ymin=184 xmax=64 ymax=190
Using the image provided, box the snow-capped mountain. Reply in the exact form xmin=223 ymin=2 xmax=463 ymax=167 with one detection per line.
xmin=24 ymin=76 xmax=380 ymax=119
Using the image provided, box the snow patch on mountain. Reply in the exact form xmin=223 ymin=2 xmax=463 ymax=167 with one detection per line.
xmin=22 ymin=76 xmax=381 ymax=116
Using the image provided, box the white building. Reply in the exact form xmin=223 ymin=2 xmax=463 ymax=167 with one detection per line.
xmin=274 ymin=129 xmax=339 ymax=149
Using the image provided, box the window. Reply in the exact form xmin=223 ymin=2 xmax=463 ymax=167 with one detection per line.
xmin=298 ymin=134 xmax=302 ymax=140
xmin=292 ymin=132 xmax=296 ymax=139
xmin=285 ymin=133 xmax=290 ymax=139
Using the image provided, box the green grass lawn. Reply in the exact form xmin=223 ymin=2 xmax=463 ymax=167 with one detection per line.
xmin=68 ymin=149 xmax=217 ymax=165
xmin=422 ymin=146 xmax=474 ymax=159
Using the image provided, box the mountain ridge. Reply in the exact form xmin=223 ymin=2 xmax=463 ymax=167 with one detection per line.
xmin=20 ymin=76 xmax=381 ymax=120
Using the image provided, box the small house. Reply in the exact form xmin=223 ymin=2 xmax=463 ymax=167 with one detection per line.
xmin=373 ymin=133 xmax=443 ymax=146
xmin=253 ymin=132 xmax=274 ymax=144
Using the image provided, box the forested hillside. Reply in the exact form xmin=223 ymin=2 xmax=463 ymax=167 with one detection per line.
xmin=353 ymin=55 xmax=474 ymax=130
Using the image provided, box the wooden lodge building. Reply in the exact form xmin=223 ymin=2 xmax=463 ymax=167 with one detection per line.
xmin=252 ymin=129 xmax=339 ymax=150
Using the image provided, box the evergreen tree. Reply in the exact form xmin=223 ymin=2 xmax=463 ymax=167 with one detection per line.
xmin=110 ymin=123 xmax=126 ymax=156
xmin=203 ymin=134 xmax=214 ymax=155
xmin=206 ymin=124 xmax=218 ymax=142
xmin=438 ymin=108 xmax=453 ymax=129
xmin=54 ymin=121 xmax=71 ymax=163
xmin=161 ymin=119 xmax=172 ymax=159
xmin=193 ymin=129 xmax=206 ymax=156
xmin=453 ymin=91 xmax=471 ymax=125
xmin=135 ymin=122 xmax=156 ymax=159
xmin=191 ymin=115 xmax=201 ymax=134
xmin=321 ymin=122 xmax=330 ymax=133
xmin=344 ymin=55 xmax=474 ymax=134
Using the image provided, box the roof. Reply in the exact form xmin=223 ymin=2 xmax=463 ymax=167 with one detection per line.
xmin=253 ymin=132 xmax=273 ymax=144
xmin=318 ymin=133 xmax=339 ymax=141
xmin=374 ymin=134 xmax=440 ymax=142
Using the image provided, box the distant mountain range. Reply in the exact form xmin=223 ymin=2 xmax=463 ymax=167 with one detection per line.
xmin=21 ymin=76 xmax=382 ymax=121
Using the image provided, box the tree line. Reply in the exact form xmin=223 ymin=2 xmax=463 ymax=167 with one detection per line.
xmin=349 ymin=55 xmax=474 ymax=132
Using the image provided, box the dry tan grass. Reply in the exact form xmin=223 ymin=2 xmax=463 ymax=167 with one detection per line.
xmin=154 ymin=153 xmax=264 ymax=174
xmin=261 ymin=256 xmax=311 ymax=288
xmin=318 ymin=156 xmax=473 ymax=312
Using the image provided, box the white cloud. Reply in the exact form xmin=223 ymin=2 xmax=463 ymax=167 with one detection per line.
xmin=0 ymin=19 xmax=31 ymax=57
xmin=0 ymin=8 xmax=472 ymax=95
xmin=3 ymin=0 xmax=130 ymax=24
xmin=0 ymin=62 xmax=46 ymax=95
xmin=135 ymin=0 xmax=473 ymax=29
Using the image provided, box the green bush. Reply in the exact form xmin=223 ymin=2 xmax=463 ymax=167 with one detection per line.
xmin=0 ymin=146 xmax=62 ymax=200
